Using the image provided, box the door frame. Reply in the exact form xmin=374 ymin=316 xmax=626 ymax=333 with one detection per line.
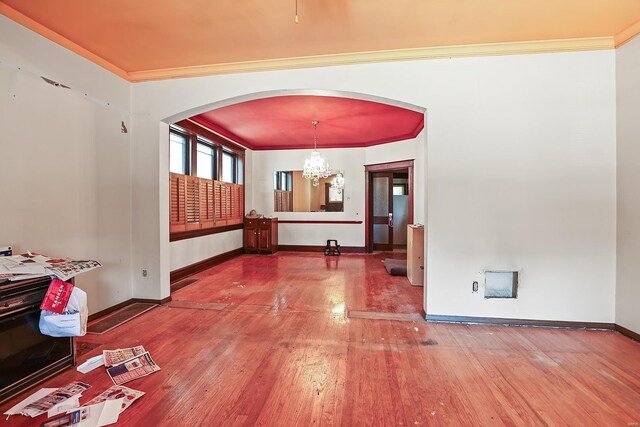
xmin=364 ymin=159 xmax=414 ymax=253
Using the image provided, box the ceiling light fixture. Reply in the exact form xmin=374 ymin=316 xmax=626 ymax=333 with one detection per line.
xmin=331 ymin=172 xmax=344 ymax=190
xmin=303 ymin=120 xmax=330 ymax=187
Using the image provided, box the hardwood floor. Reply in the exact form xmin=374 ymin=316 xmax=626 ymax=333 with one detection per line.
xmin=3 ymin=252 xmax=640 ymax=426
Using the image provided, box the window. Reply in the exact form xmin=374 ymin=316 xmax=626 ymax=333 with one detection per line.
xmin=168 ymin=122 xmax=245 ymax=240
xmin=273 ymin=171 xmax=293 ymax=212
xmin=169 ymin=131 xmax=188 ymax=174
xmin=221 ymin=151 xmax=235 ymax=183
xmin=196 ymin=141 xmax=215 ymax=180
xmin=393 ymin=184 xmax=408 ymax=196
xmin=169 ymin=124 xmax=242 ymax=184
xmin=236 ymin=157 xmax=244 ymax=185
xmin=274 ymin=171 xmax=292 ymax=191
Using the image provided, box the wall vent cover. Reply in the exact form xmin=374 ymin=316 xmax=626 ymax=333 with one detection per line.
xmin=484 ymin=271 xmax=518 ymax=298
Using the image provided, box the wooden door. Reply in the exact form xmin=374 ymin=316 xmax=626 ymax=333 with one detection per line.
xmin=372 ymin=172 xmax=393 ymax=251
xmin=244 ymin=222 xmax=258 ymax=252
xmin=258 ymin=224 xmax=271 ymax=252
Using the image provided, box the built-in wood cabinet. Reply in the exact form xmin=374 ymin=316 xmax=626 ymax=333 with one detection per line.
xmin=407 ymin=224 xmax=424 ymax=286
xmin=244 ymin=217 xmax=278 ymax=254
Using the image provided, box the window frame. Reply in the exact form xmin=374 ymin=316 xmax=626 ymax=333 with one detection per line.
xmin=221 ymin=149 xmax=237 ymax=184
xmin=274 ymin=171 xmax=293 ymax=191
xmin=169 ymin=121 xmax=246 ymax=241
xmin=169 ymin=128 xmax=190 ymax=175
xmin=195 ymin=137 xmax=217 ymax=180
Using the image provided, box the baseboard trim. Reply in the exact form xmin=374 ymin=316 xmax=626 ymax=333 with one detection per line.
xmin=170 ymin=247 xmax=244 ymax=283
xmin=278 ymin=245 xmax=366 ymax=253
xmin=426 ymin=314 xmax=614 ymax=330
xmin=615 ymin=324 xmax=640 ymax=343
xmin=88 ymin=297 xmax=172 ymax=322
xmin=88 ymin=299 xmax=135 ymax=322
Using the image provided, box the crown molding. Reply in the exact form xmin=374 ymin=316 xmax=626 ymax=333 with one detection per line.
xmin=0 ymin=2 xmax=129 ymax=80
xmin=127 ymin=37 xmax=614 ymax=82
xmin=614 ymin=19 xmax=640 ymax=48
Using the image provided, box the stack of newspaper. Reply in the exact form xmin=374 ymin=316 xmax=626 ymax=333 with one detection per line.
xmin=0 ymin=252 xmax=101 ymax=282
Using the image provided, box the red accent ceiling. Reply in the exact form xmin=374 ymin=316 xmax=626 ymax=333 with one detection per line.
xmin=190 ymin=96 xmax=424 ymax=151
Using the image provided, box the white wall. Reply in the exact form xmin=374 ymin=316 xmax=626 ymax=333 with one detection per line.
xmin=132 ymin=49 xmax=616 ymax=323
xmin=616 ymin=35 xmax=640 ymax=335
xmin=170 ymin=230 xmax=243 ymax=271
xmin=425 ymin=53 xmax=616 ymax=321
xmin=0 ymin=16 xmax=132 ymax=314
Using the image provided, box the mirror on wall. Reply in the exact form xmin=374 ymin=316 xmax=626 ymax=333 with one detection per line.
xmin=274 ymin=170 xmax=344 ymax=212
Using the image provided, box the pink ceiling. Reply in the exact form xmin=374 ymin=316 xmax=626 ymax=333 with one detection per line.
xmin=190 ymin=95 xmax=424 ymax=151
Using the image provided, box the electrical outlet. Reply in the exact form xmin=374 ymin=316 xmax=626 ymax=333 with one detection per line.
xmin=142 ymin=269 xmax=148 ymax=278
xmin=472 ymin=281 xmax=479 ymax=293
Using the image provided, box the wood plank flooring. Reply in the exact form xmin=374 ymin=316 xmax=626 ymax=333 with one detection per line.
xmin=3 ymin=252 xmax=640 ymax=426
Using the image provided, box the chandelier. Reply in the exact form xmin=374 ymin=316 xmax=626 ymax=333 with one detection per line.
xmin=302 ymin=120 xmax=331 ymax=187
xmin=331 ymin=172 xmax=344 ymax=189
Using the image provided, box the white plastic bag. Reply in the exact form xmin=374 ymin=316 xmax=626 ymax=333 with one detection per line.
xmin=66 ymin=287 xmax=88 ymax=336
xmin=39 ymin=287 xmax=88 ymax=337
xmin=39 ymin=311 xmax=81 ymax=337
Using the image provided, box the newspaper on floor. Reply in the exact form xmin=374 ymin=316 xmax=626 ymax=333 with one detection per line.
xmin=20 ymin=381 xmax=91 ymax=417
xmin=3 ymin=388 xmax=57 ymax=417
xmin=41 ymin=398 xmax=122 ymax=427
xmin=106 ymin=352 xmax=160 ymax=385
xmin=85 ymin=385 xmax=145 ymax=413
xmin=0 ymin=253 xmax=101 ymax=281
xmin=46 ymin=395 xmax=82 ymax=418
xmin=103 ymin=346 xmax=146 ymax=368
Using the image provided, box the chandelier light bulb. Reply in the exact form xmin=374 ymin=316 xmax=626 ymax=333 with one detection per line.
xmin=331 ymin=172 xmax=344 ymax=189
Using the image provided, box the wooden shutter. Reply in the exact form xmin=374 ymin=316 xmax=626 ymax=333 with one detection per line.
xmin=172 ymin=175 xmax=243 ymax=233
xmin=214 ymin=181 xmax=237 ymax=226
xmin=214 ymin=181 xmax=223 ymax=225
xmin=170 ymin=173 xmax=187 ymax=232
xmin=230 ymin=184 xmax=243 ymax=224
xmin=238 ymin=185 xmax=244 ymax=223
xmin=273 ymin=190 xmax=292 ymax=213
xmin=186 ymin=176 xmax=200 ymax=230
xmin=224 ymin=184 xmax=231 ymax=222
xmin=225 ymin=185 xmax=232 ymax=219
xmin=200 ymin=179 xmax=215 ymax=229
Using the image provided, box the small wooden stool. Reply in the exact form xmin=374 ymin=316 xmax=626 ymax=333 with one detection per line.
xmin=324 ymin=240 xmax=341 ymax=256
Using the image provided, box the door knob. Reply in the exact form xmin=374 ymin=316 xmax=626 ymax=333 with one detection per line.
xmin=388 ymin=213 xmax=394 ymax=227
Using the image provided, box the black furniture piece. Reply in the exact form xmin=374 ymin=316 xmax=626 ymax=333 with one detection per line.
xmin=0 ymin=276 xmax=75 ymax=405
xmin=324 ymin=240 xmax=341 ymax=256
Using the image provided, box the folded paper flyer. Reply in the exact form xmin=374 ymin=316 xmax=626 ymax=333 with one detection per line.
xmin=86 ymin=385 xmax=145 ymax=413
xmin=103 ymin=346 xmax=146 ymax=368
xmin=106 ymin=352 xmax=160 ymax=385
